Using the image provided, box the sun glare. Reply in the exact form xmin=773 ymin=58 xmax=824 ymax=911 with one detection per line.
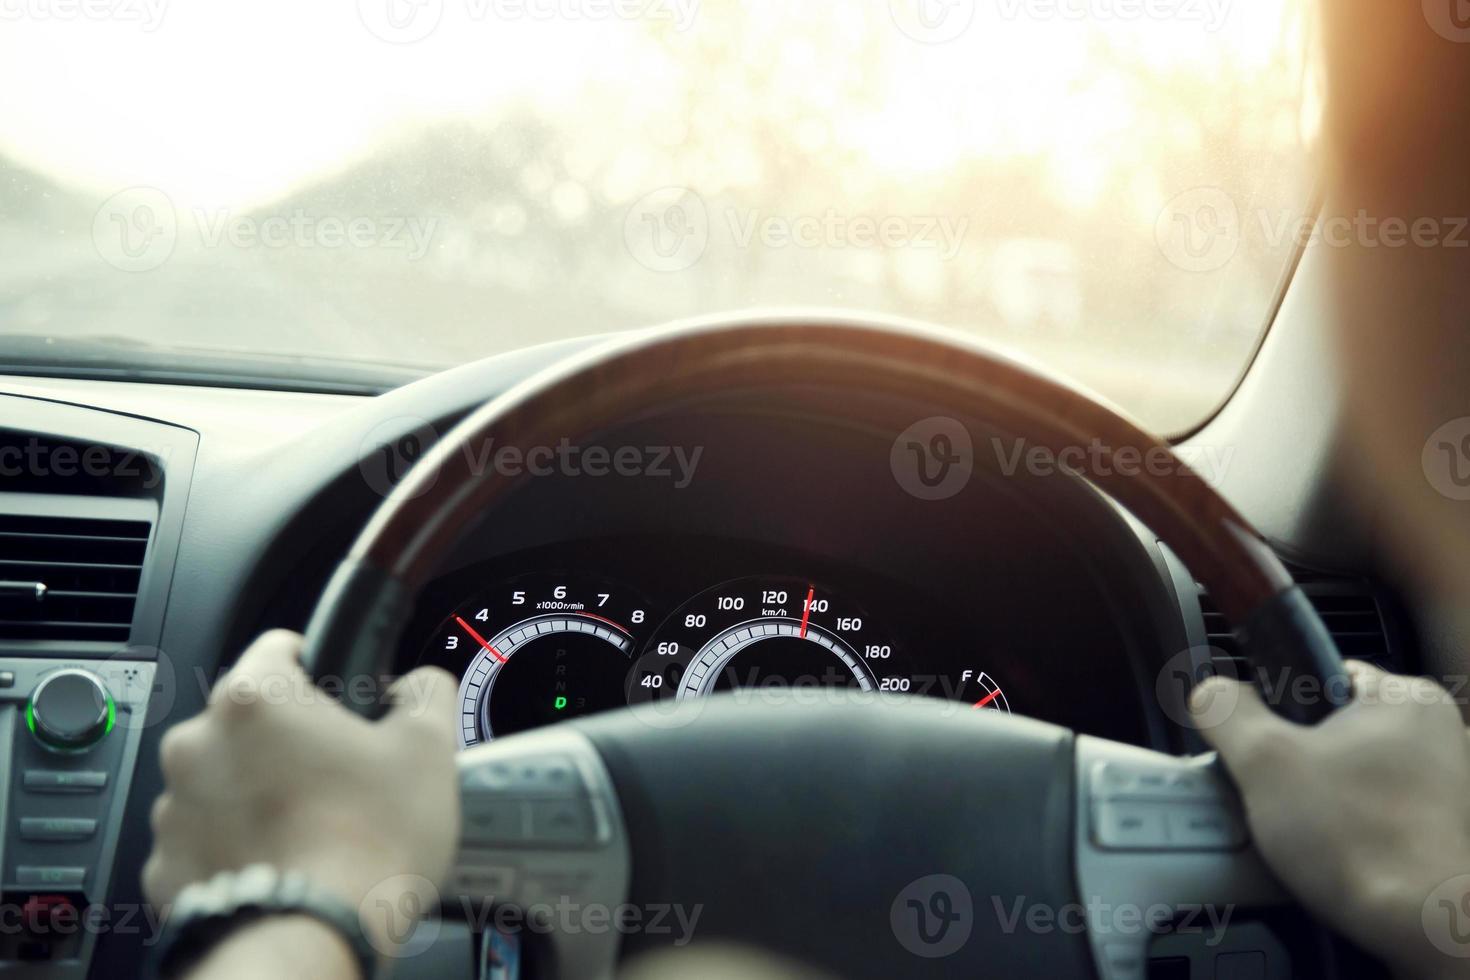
xmin=0 ymin=0 xmax=1297 ymax=209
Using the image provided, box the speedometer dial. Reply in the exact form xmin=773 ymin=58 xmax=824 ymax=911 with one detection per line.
xmin=633 ymin=576 xmax=901 ymax=703
xmin=680 ymin=619 xmax=876 ymax=697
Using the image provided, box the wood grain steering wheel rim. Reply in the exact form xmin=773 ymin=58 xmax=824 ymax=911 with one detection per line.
xmin=303 ymin=314 xmax=1350 ymax=723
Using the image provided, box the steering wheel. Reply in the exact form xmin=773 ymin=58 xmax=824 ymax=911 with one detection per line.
xmin=301 ymin=316 xmax=1351 ymax=979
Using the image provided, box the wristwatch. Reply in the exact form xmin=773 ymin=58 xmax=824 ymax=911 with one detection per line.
xmin=149 ymin=865 xmax=378 ymax=980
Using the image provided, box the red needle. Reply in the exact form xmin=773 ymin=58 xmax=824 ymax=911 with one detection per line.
xmin=799 ymin=585 xmax=815 ymax=638
xmin=972 ymin=689 xmax=1002 ymax=710
xmin=455 ymin=615 xmax=507 ymax=663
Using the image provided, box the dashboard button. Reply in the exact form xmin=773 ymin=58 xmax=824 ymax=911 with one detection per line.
xmin=23 ymin=770 xmax=108 ymax=793
xmin=19 ymin=817 xmax=98 ymax=842
xmin=14 ymin=866 xmax=87 ymax=888
xmin=27 ymin=670 xmax=114 ymax=753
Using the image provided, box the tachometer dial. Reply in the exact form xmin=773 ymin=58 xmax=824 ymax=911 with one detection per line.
xmin=419 ymin=574 xmax=648 ymax=746
xmin=634 ymin=576 xmax=902 ymax=703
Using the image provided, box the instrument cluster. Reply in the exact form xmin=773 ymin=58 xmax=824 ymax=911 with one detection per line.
xmin=408 ymin=542 xmax=1026 ymax=747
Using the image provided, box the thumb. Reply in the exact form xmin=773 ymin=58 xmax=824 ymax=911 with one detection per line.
xmin=384 ymin=666 xmax=460 ymax=747
xmin=1190 ymin=676 xmax=1290 ymax=768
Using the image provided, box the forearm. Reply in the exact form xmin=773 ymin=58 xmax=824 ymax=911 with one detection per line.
xmin=182 ymin=916 xmax=362 ymax=980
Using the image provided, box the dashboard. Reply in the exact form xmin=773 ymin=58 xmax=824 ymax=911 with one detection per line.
xmin=0 ymin=323 xmax=1418 ymax=979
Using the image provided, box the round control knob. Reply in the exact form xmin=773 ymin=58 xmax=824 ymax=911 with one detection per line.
xmin=27 ymin=669 xmax=114 ymax=753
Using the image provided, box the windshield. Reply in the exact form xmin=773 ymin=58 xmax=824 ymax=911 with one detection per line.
xmin=0 ymin=0 xmax=1315 ymax=433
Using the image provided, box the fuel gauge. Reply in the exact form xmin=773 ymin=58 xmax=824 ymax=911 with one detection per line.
xmin=962 ymin=670 xmax=1010 ymax=714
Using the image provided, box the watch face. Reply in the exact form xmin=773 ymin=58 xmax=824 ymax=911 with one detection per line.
xmin=482 ymin=928 xmax=522 ymax=980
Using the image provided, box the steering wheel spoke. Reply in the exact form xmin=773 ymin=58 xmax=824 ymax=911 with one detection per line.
xmin=449 ymin=728 xmax=630 ymax=980
xmin=1075 ymin=736 xmax=1286 ymax=980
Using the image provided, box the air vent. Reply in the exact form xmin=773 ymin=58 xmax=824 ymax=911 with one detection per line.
xmin=1197 ymin=582 xmax=1391 ymax=674
xmin=0 ymin=513 xmax=151 ymax=642
xmin=1197 ymin=592 xmax=1245 ymax=676
xmin=1301 ymin=591 xmax=1391 ymax=661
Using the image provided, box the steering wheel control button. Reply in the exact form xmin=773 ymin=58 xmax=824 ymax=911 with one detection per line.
xmin=14 ymin=866 xmax=87 ymax=889
xmin=526 ymin=799 xmax=596 ymax=846
xmin=506 ymin=757 xmax=582 ymax=796
xmin=26 ymin=670 xmax=115 ymax=753
xmin=449 ymin=862 xmax=517 ymax=899
xmin=461 ymin=795 xmax=600 ymax=849
xmin=460 ymin=751 xmax=607 ymax=850
xmin=19 ymin=817 xmax=98 ymax=842
xmin=462 ymin=755 xmax=583 ymax=797
xmin=1165 ymin=805 xmax=1246 ymax=850
xmin=462 ymin=798 xmax=529 ymax=846
xmin=1090 ymin=759 xmax=1248 ymax=852
xmin=1091 ymin=761 xmax=1220 ymax=802
xmin=1093 ymin=801 xmax=1170 ymax=849
xmin=23 ymin=770 xmax=108 ymax=793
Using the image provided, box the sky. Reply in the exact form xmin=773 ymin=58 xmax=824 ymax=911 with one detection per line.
xmin=0 ymin=0 xmax=1301 ymax=210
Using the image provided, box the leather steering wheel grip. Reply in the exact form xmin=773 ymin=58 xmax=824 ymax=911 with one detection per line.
xmin=301 ymin=314 xmax=1350 ymax=724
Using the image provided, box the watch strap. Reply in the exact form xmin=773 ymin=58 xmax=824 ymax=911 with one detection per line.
xmin=150 ymin=865 xmax=377 ymax=980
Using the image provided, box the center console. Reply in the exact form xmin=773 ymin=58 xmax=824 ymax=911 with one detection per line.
xmin=0 ymin=659 xmax=156 ymax=969
xmin=0 ymin=393 xmax=196 ymax=977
